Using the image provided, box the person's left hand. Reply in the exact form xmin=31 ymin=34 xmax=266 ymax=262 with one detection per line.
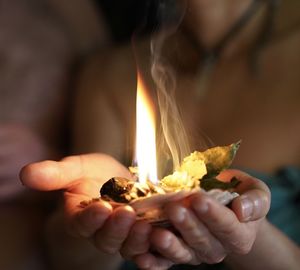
xmin=20 ymin=153 xmax=139 ymax=256
xmin=121 ymin=169 xmax=271 ymax=270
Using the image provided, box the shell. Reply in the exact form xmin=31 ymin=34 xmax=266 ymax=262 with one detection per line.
xmin=96 ymin=142 xmax=242 ymax=226
xmin=107 ymin=188 xmax=239 ymax=226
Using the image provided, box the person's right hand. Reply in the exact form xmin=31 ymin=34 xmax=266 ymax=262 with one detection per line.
xmin=20 ymin=153 xmax=138 ymax=254
xmin=125 ymin=169 xmax=271 ymax=270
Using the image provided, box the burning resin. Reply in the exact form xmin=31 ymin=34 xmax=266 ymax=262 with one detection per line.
xmin=93 ymin=142 xmax=241 ymax=223
xmin=100 ymin=177 xmax=164 ymax=203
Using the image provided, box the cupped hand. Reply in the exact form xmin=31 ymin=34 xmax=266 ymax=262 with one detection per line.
xmin=130 ymin=169 xmax=271 ymax=270
xmin=20 ymin=153 xmax=137 ymax=254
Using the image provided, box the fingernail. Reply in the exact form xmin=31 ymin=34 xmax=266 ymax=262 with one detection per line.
xmin=170 ymin=206 xmax=186 ymax=223
xmin=241 ymin=196 xmax=254 ymax=221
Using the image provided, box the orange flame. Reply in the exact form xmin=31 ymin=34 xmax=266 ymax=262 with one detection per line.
xmin=135 ymin=72 xmax=158 ymax=184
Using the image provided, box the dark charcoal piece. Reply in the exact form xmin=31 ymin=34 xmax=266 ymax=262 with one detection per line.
xmin=100 ymin=177 xmax=133 ymax=203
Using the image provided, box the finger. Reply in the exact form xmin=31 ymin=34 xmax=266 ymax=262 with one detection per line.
xmin=150 ymin=228 xmax=195 ymax=265
xmin=218 ymin=169 xmax=271 ymax=221
xmin=120 ymin=221 xmax=152 ymax=259
xmin=191 ymin=193 xmax=254 ymax=254
xmin=64 ymin=191 xmax=112 ymax=237
xmin=231 ymin=189 xmax=270 ymax=222
xmin=94 ymin=206 xmax=136 ymax=254
xmin=20 ymin=153 xmax=132 ymax=191
xmin=165 ymin=202 xmax=226 ymax=264
xmin=20 ymin=158 xmax=85 ymax=191
xmin=134 ymin=253 xmax=174 ymax=270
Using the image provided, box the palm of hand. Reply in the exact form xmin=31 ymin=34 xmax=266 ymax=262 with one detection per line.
xmin=21 ymin=153 xmax=137 ymax=253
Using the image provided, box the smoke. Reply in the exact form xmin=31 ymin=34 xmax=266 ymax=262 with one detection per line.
xmin=150 ymin=0 xmax=190 ymax=173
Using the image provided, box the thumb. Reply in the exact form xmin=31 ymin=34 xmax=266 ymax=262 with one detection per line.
xmin=218 ymin=169 xmax=271 ymax=222
xmin=231 ymin=187 xmax=271 ymax=222
xmin=20 ymin=158 xmax=83 ymax=191
xmin=20 ymin=153 xmax=131 ymax=191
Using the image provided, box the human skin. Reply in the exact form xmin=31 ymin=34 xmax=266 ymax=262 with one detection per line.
xmin=20 ymin=154 xmax=134 ymax=270
xmin=20 ymin=154 xmax=271 ymax=270
xmin=121 ymin=169 xmax=271 ymax=269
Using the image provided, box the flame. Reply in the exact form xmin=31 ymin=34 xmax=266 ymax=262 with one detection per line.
xmin=135 ymin=72 xmax=158 ymax=184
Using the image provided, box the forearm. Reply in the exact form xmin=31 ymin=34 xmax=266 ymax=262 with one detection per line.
xmin=45 ymin=209 xmax=124 ymax=270
xmin=226 ymin=219 xmax=300 ymax=270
